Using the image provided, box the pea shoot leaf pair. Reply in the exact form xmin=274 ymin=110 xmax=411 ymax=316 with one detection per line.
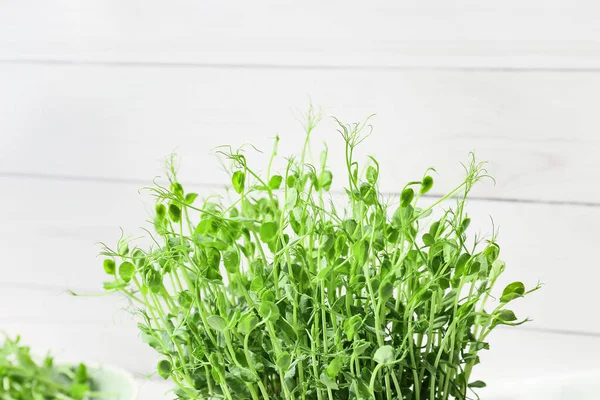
xmin=100 ymin=109 xmax=539 ymax=400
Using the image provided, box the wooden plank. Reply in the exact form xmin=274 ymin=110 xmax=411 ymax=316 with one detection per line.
xmin=136 ymin=380 xmax=172 ymax=400
xmin=1 ymin=64 xmax=600 ymax=203
xmin=485 ymin=371 xmax=600 ymax=400
xmin=3 ymin=289 xmax=599 ymax=391
xmin=0 ymin=177 xmax=596 ymax=333
xmin=2 ymin=1 xmax=600 ymax=69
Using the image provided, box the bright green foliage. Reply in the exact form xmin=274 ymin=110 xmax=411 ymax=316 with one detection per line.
xmin=103 ymin=259 xmax=116 ymax=275
xmin=158 ymin=360 xmax=173 ymax=380
xmin=118 ymin=261 xmax=135 ymax=282
xmin=99 ymin=108 xmax=539 ymax=400
xmin=0 ymin=335 xmax=93 ymax=399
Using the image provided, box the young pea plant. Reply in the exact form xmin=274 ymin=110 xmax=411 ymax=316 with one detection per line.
xmin=99 ymin=108 xmax=539 ymax=400
xmin=0 ymin=335 xmax=94 ymax=400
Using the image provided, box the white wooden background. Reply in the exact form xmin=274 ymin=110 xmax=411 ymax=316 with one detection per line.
xmin=1 ymin=1 xmax=600 ymax=397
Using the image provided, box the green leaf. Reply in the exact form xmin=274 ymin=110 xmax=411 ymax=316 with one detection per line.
xmin=350 ymin=378 xmax=372 ymax=399
xmin=359 ymin=183 xmax=376 ymax=205
xmin=184 ymin=192 xmax=198 ymax=205
xmin=194 ymin=235 xmax=228 ymax=250
xmin=74 ymin=363 xmax=88 ymax=383
xmin=422 ymin=233 xmax=435 ymax=246
xmin=145 ymin=269 xmax=162 ymax=293
xmin=157 ymin=359 xmax=171 ymax=379
xmin=309 ymin=172 xmax=321 ymax=190
xmin=344 ymin=219 xmax=358 ymax=238
xmin=155 ymin=203 xmax=167 ymax=219
xmin=276 ymin=317 xmax=298 ymax=341
xmin=392 ymin=204 xmax=414 ymax=228
xmin=343 ymin=315 xmax=362 ymax=340
xmin=17 ymin=350 xmax=37 ymax=369
xmin=194 ymin=218 xmax=217 ymax=235
xmin=207 ymin=250 xmax=228 ymax=271
xmin=238 ymin=313 xmax=259 ymax=335
xmin=334 ymin=234 xmax=348 ymax=256
xmin=211 ymin=368 xmax=224 ymax=385
xmin=320 ymin=372 xmax=339 ymax=390
xmin=401 ymin=188 xmax=414 ymax=207
xmin=118 ymin=261 xmax=135 ymax=282
xmin=223 ymin=249 xmax=240 ymax=274
xmin=320 ymin=170 xmax=333 ymax=191
xmin=353 ymin=340 xmax=371 ymax=356
xmin=276 ymin=352 xmax=291 ymax=372
xmin=170 ymin=182 xmax=184 ymax=197
xmin=117 ymin=240 xmax=129 ymax=256
xmin=250 ymin=275 xmax=264 ymax=292
xmin=168 ymin=203 xmax=181 ymax=223
xmin=352 ymin=240 xmax=369 ymax=266
xmin=421 ymin=176 xmax=434 ymax=194
xmin=69 ymin=383 xmax=90 ymax=399
xmin=366 ymin=165 xmax=378 ymax=184
xmin=429 ymin=221 xmax=441 ymax=237
xmin=317 ymin=259 xmax=334 ymax=280
xmin=373 ymin=345 xmax=394 ymax=365
xmin=496 ymin=309 xmax=517 ymax=321
xmin=229 ymin=365 xmax=258 ymax=383
xmin=459 ymin=217 xmax=471 ymax=234
xmin=320 ymin=234 xmax=335 ymax=252
xmin=178 ymin=290 xmax=192 ymax=308
xmin=232 ymin=171 xmax=245 ymax=194
xmin=485 ymin=243 xmax=500 ymax=263
xmin=432 ymin=315 xmax=448 ymax=329
xmin=286 ymin=174 xmax=297 ymax=188
xmin=378 ymin=281 xmax=394 ymax=302
xmin=468 ymin=380 xmax=487 ymax=388
xmin=259 ymin=301 xmax=280 ymax=322
xmin=285 ymin=188 xmax=298 ymax=211
xmin=492 ymin=309 xmax=519 ymax=328
xmin=325 ymin=357 xmax=344 ymax=378
xmin=260 ymin=221 xmax=278 ymax=242
xmin=268 ymin=175 xmax=283 ymax=190
xmin=455 ymin=253 xmax=471 ymax=276
xmin=419 ymin=289 xmax=433 ymax=302
xmin=103 ymin=259 xmax=116 ymax=274
xmin=261 ymin=289 xmax=275 ymax=303
xmin=207 ymin=315 xmax=228 ymax=332
xmin=500 ymin=281 xmax=525 ymax=303
xmin=209 ymin=354 xmax=225 ymax=384
xmin=284 ymin=364 xmax=297 ymax=380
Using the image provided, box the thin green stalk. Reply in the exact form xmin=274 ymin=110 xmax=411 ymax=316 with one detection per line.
xmin=97 ymin=112 xmax=536 ymax=400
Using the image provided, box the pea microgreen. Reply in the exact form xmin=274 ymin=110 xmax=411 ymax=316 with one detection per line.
xmin=99 ymin=108 xmax=539 ymax=400
xmin=0 ymin=335 xmax=95 ymax=399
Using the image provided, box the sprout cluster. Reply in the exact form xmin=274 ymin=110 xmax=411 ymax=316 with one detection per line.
xmin=101 ymin=110 xmax=538 ymax=400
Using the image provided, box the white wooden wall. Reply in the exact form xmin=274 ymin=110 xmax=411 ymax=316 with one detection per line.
xmin=2 ymin=1 xmax=600 ymax=394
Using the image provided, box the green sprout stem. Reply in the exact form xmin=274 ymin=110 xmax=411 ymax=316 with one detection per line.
xmin=97 ymin=108 xmax=537 ymax=400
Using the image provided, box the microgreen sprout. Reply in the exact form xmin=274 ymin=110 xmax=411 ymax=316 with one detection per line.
xmin=99 ymin=109 xmax=539 ymax=399
xmin=0 ymin=335 xmax=96 ymax=399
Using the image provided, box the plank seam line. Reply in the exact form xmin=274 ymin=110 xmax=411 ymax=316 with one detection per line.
xmin=3 ymin=58 xmax=600 ymax=72
xmin=1 ymin=171 xmax=598 ymax=208
xmin=501 ymin=326 xmax=600 ymax=339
